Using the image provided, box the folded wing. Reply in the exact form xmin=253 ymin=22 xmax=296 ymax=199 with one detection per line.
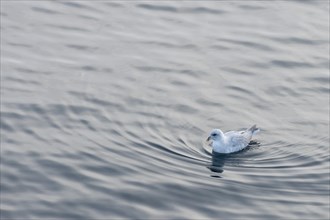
xmin=227 ymin=131 xmax=251 ymax=151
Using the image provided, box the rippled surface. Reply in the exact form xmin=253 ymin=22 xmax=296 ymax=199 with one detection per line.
xmin=1 ymin=1 xmax=329 ymax=219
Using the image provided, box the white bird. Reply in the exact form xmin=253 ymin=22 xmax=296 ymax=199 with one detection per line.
xmin=206 ymin=125 xmax=260 ymax=154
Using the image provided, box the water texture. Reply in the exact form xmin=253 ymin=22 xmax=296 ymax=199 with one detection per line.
xmin=1 ymin=1 xmax=329 ymax=219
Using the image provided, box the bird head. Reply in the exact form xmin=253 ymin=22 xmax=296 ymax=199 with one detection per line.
xmin=206 ymin=129 xmax=223 ymax=142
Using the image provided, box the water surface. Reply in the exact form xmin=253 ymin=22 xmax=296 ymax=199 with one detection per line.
xmin=1 ymin=1 xmax=329 ymax=219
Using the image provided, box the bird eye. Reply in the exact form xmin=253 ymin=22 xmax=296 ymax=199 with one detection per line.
xmin=211 ymin=133 xmax=217 ymax=136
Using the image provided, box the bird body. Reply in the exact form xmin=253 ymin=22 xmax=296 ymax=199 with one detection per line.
xmin=207 ymin=125 xmax=260 ymax=154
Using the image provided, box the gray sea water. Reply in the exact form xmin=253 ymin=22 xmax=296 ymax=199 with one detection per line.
xmin=1 ymin=1 xmax=329 ymax=219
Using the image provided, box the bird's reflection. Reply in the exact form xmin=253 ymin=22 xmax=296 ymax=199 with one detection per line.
xmin=207 ymin=141 xmax=260 ymax=178
xmin=207 ymin=151 xmax=230 ymax=178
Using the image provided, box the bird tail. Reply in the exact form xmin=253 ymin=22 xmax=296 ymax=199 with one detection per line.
xmin=248 ymin=124 xmax=260 ymax=135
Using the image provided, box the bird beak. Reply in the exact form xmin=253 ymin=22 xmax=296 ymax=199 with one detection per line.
xmin=206 ymin=136 xmax=211 ymax=142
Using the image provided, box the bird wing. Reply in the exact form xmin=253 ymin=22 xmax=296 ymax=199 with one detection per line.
xmin=227 ymin=131 xmax=251 ymax=151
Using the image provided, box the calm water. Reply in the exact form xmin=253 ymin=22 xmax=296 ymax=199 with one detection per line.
xmin=1 ymin=1 xmax=329 ymax=219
